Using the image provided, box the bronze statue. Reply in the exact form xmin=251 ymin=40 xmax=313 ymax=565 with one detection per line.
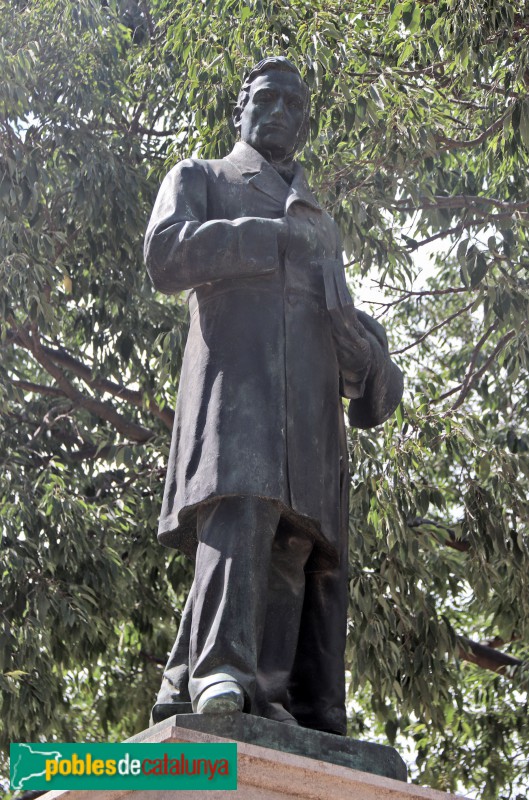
xmin=145 ymin=56 xmax=403 ymax=734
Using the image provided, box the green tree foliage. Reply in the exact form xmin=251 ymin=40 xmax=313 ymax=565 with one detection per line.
xmin=1 ymin=1 xmax=529 ymax=797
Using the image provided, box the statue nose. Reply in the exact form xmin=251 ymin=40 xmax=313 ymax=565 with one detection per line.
xmin=270 ymin=99 xmax=285 ymax=117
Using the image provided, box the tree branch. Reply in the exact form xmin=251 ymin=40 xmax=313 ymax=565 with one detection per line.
xmin=8 ymin=331 xmax=174 ymax=431
xmin=391 ymin=301 xmax=475 ymax=355
xmin=404 ymin=224 xmax=465 ymax=251
xmin=404 ymin=213 xmax=504 ymax=251
xmin=458 ymin=636 xmax=523 ymax=674
xmin=391 ymin=193 xmax=529 ymax=213
xmin=407 ymin=516 xmax=470 ymax=552
xmin=480 ymin=635 xmax=520 ymax=650
xmin=38 ymin=343 xmax=174 ymax=431
xmin=140 ymin=650 xmax=165 ymax=666
xmin=365 ymin=284 xmax=470 ymax=312
xmin=9 ymin=320 xmax=154 ymax=443
xmin=12 ymin=380 xmax=65 ymax=398
xmin=139 ymin=0 xmax=155 ymax=39
xmin=435 ymin=105 xmax=513 ymax=150
xmin=450 ymin=321 xmax=498 ymax=409
xmin=383 ymin=285 xmax=471 ymax=298
xmin=435 ymin=328 xmax=517 ymax=408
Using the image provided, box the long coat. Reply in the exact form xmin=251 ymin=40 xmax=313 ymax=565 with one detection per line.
xmin=145 ymin=142 xmax=402 ymax=563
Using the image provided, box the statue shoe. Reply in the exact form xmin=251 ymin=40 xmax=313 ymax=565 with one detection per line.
xmin=259 ymin=701 xmax=299 ymax=726
xmin=196 ymin=681 xmax=245 ymax=714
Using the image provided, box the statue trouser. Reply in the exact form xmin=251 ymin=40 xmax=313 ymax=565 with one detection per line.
xmin=152 ymin=496 xmax=348 ymax=735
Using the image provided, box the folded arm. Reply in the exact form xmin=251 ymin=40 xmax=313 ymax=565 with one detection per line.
xmin=145 ymin=160 xmax=284 ymax=294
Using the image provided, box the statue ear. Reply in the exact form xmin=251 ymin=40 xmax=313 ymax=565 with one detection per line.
xmin=232 ymin=105 xmax=242 ymax=130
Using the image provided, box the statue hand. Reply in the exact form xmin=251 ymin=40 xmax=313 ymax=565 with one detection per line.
xmin=330 ymin=305 xmax=372 ymax=373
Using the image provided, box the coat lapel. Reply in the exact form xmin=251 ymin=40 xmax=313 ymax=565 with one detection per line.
xmin=286 ymin=165 xmax=322 ymax=214
xmin=225 ymin=142 xmax=323 ymax=214
xmin=248 ymin=169 xmax=290 ymax=205
xmin=225 ymin=142 xmax=288 ymax=206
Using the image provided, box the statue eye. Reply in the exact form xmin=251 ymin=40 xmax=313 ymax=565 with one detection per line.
xmin=255 ymin=90 xmax=274 ymax=103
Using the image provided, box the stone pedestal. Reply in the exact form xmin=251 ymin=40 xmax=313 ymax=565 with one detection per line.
xmin=36 ymin=715 xmax=468 ymax=799
xmin=138 ymin=712 xmax=407 ymax=781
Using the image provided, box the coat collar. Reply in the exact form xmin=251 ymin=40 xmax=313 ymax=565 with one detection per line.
xmin=225 ymin=141 xmax=322 ymax=213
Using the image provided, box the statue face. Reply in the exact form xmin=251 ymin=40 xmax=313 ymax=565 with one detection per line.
xmin=238 ymin=71 xmax=306 ymax=162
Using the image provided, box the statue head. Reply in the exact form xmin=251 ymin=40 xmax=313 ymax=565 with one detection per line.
xmin=233 ymin=57 xmax=311 ymax=163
